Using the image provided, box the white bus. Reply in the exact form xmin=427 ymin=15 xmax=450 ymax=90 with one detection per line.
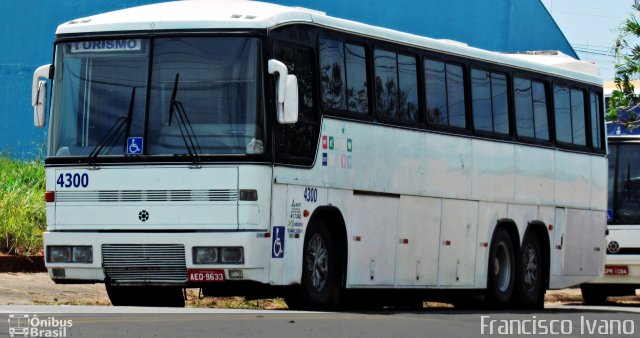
xmin=32 ymin=0 xmax=607 ymax=309
xmin=581 ymin=122 xmax=640 ymax=304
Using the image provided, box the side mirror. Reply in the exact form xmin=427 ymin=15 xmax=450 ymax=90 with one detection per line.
xmin=32 ymin=64 xmax=51 ymax=128
xmin=268 ymin=59 xmax=298 ymax=124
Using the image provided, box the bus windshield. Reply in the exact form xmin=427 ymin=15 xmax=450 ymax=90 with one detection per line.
xmin=609 ymin=142 xmax=640 ymax=225
xmin=49 ymin=36 xmax=263 ymax=158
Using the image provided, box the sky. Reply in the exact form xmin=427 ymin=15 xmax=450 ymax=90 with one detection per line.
xmin=541 ymin=0 xmax=637 ymax=81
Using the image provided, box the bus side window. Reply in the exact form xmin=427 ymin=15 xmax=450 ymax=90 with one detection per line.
xmin=553 ymin=85 xmax=586 ymax=147
xmin=514 ymin=77 xmax=549 ymax=142
xmin=471 ymin=69 xmax=509 ymax=135
xmin=319 ymin=38 xmax=369 ymax=114
xmin=274 ymin=43 xmax=319 ymax=165
xmin=374 ymin=49 xmax=419 ymax=122
xmin=424 ymin=59 xmax=466 ymax=128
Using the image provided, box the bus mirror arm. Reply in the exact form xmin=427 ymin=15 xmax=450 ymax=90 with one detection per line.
xmin=268 ymin=59 xmax=298 ymax=124
xmin=32 ymin=64 xmax=52 ymax=128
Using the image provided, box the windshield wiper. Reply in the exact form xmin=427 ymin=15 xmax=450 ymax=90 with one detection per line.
xmin=87 ymin=86 xmax=136 ymax=163
xmin=168 ymin=73 xmax=201 ymax=164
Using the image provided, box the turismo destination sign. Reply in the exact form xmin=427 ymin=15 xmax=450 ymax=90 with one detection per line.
xmin=69 ymin=39 xmax=143 ymax=53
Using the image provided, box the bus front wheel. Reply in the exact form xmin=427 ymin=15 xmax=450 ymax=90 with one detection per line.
xmin=301 ymin=222 xmax=342 ymax=309
xmin=486 ymin=228 xmax=516 ymax=308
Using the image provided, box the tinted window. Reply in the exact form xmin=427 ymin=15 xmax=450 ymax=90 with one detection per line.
xmin=425 ymin=59 xmax=448 ymax=125
xmin=447 ymin=64 xmax=466 ymax=128
xmin=514 ymin=78 xmax=534 ymax=138
xmin=345 ymin=44 xmax=368 ymax=113
xmin=471 ymin=69 xmax=493 ymax=132
xmin=554 ymin=85 xmax=587 ymax=146
xmin=375 ymin=49 xmax=418 ymax=121
xmin=590 ymin=91 xmax=603 ymax=150
xmin=491 ymin=73 xmax=509 ymax=134
xmin=571 ymin=89 xmax=586 ymax=146
xmin=553 ymin=85 xmax=572 ymax=144
xmin=319 ymin=38 xmax=346 ymax=110
xmin=398 ymin=54 xmax=418 ymax=120
xmin=532 ymin=81 xmax=549 ymax=140
xmin=514 ymin=77 xmax=549 ymax=141
xmin=424 ymin=59 xmax=466 ymax=128
xmin=374 ymin=50 xmax=398 ymax=118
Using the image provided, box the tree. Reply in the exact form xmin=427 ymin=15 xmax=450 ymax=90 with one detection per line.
xmin=611 ymin=2 xmax=640 ymax=125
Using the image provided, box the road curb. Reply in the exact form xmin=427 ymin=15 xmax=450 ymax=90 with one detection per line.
xmin=0 ymin=255 xmax=46 ymax=273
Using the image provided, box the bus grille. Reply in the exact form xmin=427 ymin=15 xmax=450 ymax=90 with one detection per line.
xmin=102 ymin=244 xmax=187 ymax=284
xmin=57 ymin=189 xmax=238 ymax=202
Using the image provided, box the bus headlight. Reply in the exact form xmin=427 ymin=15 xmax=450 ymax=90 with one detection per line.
xmin=72 ymin=246 xmax=93 ymax=263
xmin=47 ymin=246 xmax=93 ymax=263
xmin=47 ymin=246 xmax=71 ymax=263
xmin=192 ymin=247 xmax=243 ymax=264
xmin=193 ymin=247 xmax=218 ymax=264
xmin=220 ymin=247 xmax=244 ymax=264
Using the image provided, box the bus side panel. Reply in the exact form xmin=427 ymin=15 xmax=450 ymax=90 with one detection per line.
xmin=425 ymin=133 xmax=472 ymax=200
xmin=396 ymin=195 xmax=441 ymax=286
xmin=374 ymin=125 xmax=426 ymax=195
xmin=471 ymin=140 xmax=515 ymax=203
xmin=555 ymin=151 xmax=591 ymax=209
xmin=563 ymin=209 xmax=605 ymax=277
xmin=515 ymin=145 xmax=555 ymax=205
xmin=438 ymin=199 xmax=477 ymax=287
xmin=347 ymin=194 xmax=399 ymax=287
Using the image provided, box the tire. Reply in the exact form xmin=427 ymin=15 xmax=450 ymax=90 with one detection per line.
xmin=580 ymin=284 xmax=608 ymax=305
xmin=486 ymin=228 xmax=516 ymax=308
xmin=517 ymin=234 xmax=545 ymax=309
xmin=301 ymin=222 xmax=342 ymax=309
xmin=106 ymin=284 xmax=185 ymax=307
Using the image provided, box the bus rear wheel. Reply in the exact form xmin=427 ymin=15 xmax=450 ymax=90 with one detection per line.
xmin=517 ymin=234 xmax=545 ymax=309
xmin=301 ymin=222 xmax=341 ymax=309
xmin=106 ymin=284 xmax=185 ymax=307
xmin=486 ymin=228 xmax=516 ymax=308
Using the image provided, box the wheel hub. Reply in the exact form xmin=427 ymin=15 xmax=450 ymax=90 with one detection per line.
xmin=494 ymin=241 xmax=512 ymax=293
xmin=522 ymin=245 xmax=538 ymax=290
xmin=307 ymin=234 xmax=328 ymax=290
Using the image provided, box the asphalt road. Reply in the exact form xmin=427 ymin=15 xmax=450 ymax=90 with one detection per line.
xmin=1 ymin=305 xmax=639 ymax=338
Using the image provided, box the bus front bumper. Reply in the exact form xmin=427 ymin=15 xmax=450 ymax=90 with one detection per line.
xmin=43 ymin=231 xmax=271 ymax=286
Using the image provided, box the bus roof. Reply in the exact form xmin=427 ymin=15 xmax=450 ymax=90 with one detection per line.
xmin=56 ymin=0 xmax=602 ymax=86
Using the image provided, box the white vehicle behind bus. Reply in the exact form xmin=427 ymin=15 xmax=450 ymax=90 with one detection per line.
xmin=32 ymin=0 xmax=607 ymax=309
xmin=581 ymin=122 xmax=640 ymax=304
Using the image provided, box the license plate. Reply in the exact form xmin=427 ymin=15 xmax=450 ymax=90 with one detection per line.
xmin=188 ymin=269 xmax=225 ymax=282
xmin=604 ymin=265 xmax=629 ymax=275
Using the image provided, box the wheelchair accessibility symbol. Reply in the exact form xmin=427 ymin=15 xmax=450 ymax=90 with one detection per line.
xmin=127 ymin=137 xmax=143 ymax=155
xmin=272 ymin=226 xmax=285 ymax=258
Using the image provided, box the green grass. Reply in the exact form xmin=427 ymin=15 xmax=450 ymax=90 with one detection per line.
xmin=0 ymin=156 xmax=46 ymax=255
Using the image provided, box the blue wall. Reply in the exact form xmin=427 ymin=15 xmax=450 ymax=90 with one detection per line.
xmin=0 ymin=0 xmax=161 ymax=158
xmin=272 ymin=0 xmax=576 ymax=57
xmin=1 ymin=0 xmax=574 ymax=159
